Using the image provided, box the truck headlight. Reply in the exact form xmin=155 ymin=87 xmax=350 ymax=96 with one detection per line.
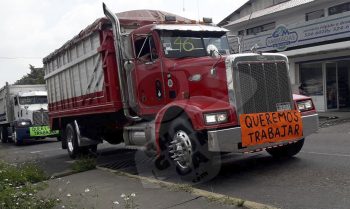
xmin=297 ymin=99 xmax=314 ymax=112
xmin=204 ymin=112 xmax=228 ymax=125
xmin=18 ymin=120 xmax=32 ymax=127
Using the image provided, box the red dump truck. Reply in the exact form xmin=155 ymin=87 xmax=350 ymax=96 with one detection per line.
xmin=43 ymin=4 xmax=318 ymax=179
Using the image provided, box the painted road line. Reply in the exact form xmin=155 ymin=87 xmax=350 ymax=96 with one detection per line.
xmin=97 ymin=166 xmax=280 ymax=209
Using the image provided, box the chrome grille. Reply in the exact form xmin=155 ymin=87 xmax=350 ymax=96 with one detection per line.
xmin=234 ymin=61 xmax=292 ymax=114
xmin=33 ymin=111 xmax=49 ymax=125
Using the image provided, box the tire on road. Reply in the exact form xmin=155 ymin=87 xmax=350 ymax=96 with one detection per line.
xmin=12 ymin=129 xmax=23 ymax=146
xmin=159 ymin=116 xmax=220 ymax=183
xmin=266 ymin=138 xmax=305 ymax=158
xmin=65 ymin=123 xmax=98 ymax=159
xmin=65 ymin=123 xmax=81 ymax=159
xmin=0 ymin=126 xmax=8 ymax=143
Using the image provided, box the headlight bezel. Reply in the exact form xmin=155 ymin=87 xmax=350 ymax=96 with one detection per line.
xmin=297 ymin=99 xmax=314 ymax=112
xmin=204 ymin=111 xmax=229 ymax=125
xmin=16 ymin=120 xmax=32 ymax=127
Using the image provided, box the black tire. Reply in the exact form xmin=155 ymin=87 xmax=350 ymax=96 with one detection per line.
xmin=90 ymin=145 xmax=98 ymax=153
xmin=60 ymin=129 xmax=67 ymax=149
xmin=65 ymin=123 xmax=81 ymax=159
xmin=159 ymin=117 xmax=220 ymax=183
xmin=266 ymin=138 xmax=305 ymax=158
xmin=13 ymin=129 xmax=22 ymax=146
xmin=81 ymin=145 xmax=98 ymax=157
xmin=0 ymin=127 xmax=8 ymax=143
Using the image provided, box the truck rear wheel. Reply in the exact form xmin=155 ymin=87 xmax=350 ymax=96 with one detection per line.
xmin=162 ymin=117 xmax=220 ymax=182
xmin=65 ymin=123 xmax=81 ymax=159
xmin=0 ymin=127 xmax=8 ymax=143
xmin=266 ymin=138 xmax=305 ymax=158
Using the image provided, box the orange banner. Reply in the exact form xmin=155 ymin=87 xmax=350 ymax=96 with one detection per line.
xmin=240 ymin=110 xmax=303 ymax=147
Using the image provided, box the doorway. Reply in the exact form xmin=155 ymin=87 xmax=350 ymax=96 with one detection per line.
xmin=326 ymin=63 xmax=338 ymax=110
xmin=337 ymin=61 xmax=350 ymax=110
xmin=325 ymin=61 xmax=350 ymax=111
xmin=300 ymin=59 xmax=350 ymax=112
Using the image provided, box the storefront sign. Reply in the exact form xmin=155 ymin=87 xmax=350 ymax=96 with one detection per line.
xmin=266 ymin=25 xmax=298 ymax=51
xmin=240 ymin=110 xmax=303 ymax=147
xmin=240 ymin=13 xmax=350 ymax=52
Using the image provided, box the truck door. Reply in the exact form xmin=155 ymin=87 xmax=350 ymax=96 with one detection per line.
xmin=133 ymin=34 xmax=165 ymax=116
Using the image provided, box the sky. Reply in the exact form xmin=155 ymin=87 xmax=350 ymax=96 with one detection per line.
xmin=0 ymin=0 xmax=247 ymax=86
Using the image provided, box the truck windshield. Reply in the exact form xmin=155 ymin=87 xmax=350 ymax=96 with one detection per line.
xmin=19 ymin=96 xmax=48 ymax=105
xmin=160 ymin=31 xmax=230 ymax=59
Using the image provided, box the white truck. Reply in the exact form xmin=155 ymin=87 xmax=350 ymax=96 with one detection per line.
xmin=0 ymin=83 xmax=59 ymax=145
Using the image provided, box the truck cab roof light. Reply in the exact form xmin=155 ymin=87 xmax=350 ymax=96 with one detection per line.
xmin=165 ymin=15 xmax=176 ymax=22
xmin=202 ymin=17 xmax=213 ymax=24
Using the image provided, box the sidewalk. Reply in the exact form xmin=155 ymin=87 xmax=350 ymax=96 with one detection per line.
xmin=318 ymin=111 xmax=350 ymax=120
xmin=317 ymin=111 xmax=350 ymax=127
xmin=43 ymin=169 xmax=242 ymax=209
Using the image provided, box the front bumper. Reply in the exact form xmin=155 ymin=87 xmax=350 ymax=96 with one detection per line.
xmin=208 ymin=113 xmax=319 ymax=152
xmin=15 ymin=126 xmax=59 ymax=141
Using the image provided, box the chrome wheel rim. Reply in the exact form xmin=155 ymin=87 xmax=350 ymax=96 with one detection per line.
xmin=13 ymin=132 xmax=17 ymax=143
xmin=169 ymin=130 xmax=193 ymax=170
xmin=66 ymin=128 xmax=74 ymax=153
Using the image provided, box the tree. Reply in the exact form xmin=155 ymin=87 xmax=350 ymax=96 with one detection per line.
xmin=14 ymin=65 xmax=45 ymax=85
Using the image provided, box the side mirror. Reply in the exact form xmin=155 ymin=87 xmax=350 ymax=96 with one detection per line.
xmin=207 ymin=44 xmax=220 ymax=58
xmin=124 ymin=60 xmax=135 ymax=72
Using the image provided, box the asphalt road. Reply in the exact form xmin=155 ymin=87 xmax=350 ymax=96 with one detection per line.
xmin=1 ymin=120 xmax=350 ymax=209
xmin=197 ymin=121 xmax=350 ymax=209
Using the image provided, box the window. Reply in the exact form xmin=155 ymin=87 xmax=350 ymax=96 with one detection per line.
xmin=160 ymin=31 xmax=230 ymax=59
xmin=19 ymin=96 xmax=48 ymax=105
xmin=134 ymin=35 xmax=158 ymax=62
xmin=306 ymin=9 xmax=325 ymax=21
xmin=329 ymin=2 xmax=350 ymax=16
xmin=300 ymin=63 xmax=323 ymax=96
xmin=238 ymin=30 xmax=245 ymax=36
xmin=246 ymin=22 xmax=275 ymax=35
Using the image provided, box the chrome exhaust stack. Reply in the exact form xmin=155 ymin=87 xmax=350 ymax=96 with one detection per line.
xmin=103 ymin=3 xmax=141 ymax=121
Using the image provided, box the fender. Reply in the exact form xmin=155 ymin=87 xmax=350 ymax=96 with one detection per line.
xmin=154 ymin=96 xmax=238 ymax=153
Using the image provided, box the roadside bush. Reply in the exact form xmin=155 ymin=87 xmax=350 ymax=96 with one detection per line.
xmin=71 ymin=157 xmax=97 ymax=173
xmin=0 ymin=161 xmax=58 ymax=209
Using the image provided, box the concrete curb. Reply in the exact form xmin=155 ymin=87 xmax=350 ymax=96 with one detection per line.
xmin=50 ymin=169 xmax=77 ymax=179
xmin=96 ymin=166 xmax=280 ymax=209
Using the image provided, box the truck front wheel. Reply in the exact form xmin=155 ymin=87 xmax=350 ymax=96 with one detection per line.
xmin=0 ymin=127 xmax=8 ymax=143
xmin=65 ymin=123 xmax=81 ymax=159
xmin=12 ymin=129 xmax=23 ymax=146
xmin=266 ymin=138 xmax=305 ymax=158
xmin=163 ymin=117 xmax=220 ymax=182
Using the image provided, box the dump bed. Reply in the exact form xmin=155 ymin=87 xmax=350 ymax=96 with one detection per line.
xmin=43 ymin=10 xmax=193 ymax=124
xmin=43 ymin=17 xmax=124 ymax=122
xmin=0 ymin=84 xmax=46 ymax=124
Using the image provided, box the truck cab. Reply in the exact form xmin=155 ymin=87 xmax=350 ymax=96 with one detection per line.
xmin=14 ymin=91 xmax=48 ymax=125
xmin=0 ymin=85 xmax=59 ymax=145
xmin=128 ymin=24 xmax=232 ymax=117
xmin=11 ymin=91 xmax=59 ymax=145
xmin=104 ymin=6 xmax=318 ymax=180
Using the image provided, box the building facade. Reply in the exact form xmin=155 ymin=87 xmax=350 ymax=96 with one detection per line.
xmin=220 ymin=0 xmax=350 ymax=112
